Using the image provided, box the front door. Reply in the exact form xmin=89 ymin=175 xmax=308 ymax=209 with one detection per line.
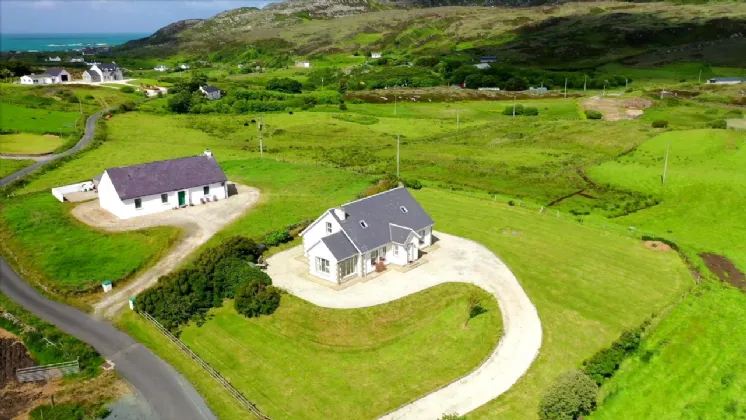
xmin=178 ymin=191 xmax=186 ymax=206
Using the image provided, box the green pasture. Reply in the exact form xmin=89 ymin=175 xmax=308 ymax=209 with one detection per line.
xmin=0 ymin=193 xmax=179 ymax=293
xmin=0 ymin=159 xmax=35 ymax=178
xmin=0 ymin=103 xmax=78 ymax=135
xmin=122 ymin=283 xmax=500 ymax=420
xmin=591 ymin=281 xmax=746 ymax=419
xmin=129 ymin=78 xmax=174 ymax=87
xmin=344 ymin=33 xmax=382 ymax=45
xmin=0 ymin=133 xmax=66 ymax=155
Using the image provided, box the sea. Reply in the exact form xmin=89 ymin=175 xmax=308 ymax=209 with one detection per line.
xmin=0 ymin=33 xmax=150 ymax=52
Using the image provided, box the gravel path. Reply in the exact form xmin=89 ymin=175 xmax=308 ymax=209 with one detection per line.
xmin=267 ymin=232 xmax=543 ymax=418
xmin=70 ymin=183 xmax=261 ymax=318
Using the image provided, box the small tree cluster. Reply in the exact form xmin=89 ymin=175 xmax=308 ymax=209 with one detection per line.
xmin=538 ymin=370 xmax=598 ymax=420
xmin=585 ymin=110 xmax=603 ymax=120
xmin=502 ymin=104 xmax=539 ymax=116
xmin=234 ymin=279 xmax=281 ymax=318
xmin=582 ymin=327 xmax=643 ymax=385
xmin=709 ymin=119 xmax=727 ymax=129
xmin=266 ymin=77 xmax=303 ymax=94
xmin=652 ymin=120 xmax=669 ymax=128
xmin=264 ymin=230 xmax=292 ymax=247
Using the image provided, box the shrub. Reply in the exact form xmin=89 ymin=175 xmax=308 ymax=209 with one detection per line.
xmin=266 ymin=77 xmax=302 ymax=94
xmin=264 ymin=230 xmax=292 ymax=247
xmin=118 ymin=101 xmax=136 ymax=113
xmin=120 ymin=86 xmax=135 ymax=94
xmin=709 ymin=119 xmax=727 ymax=129
xmin=502 ymin=104 xmax=524 ymax=116
xmin=538 ymin=370 xmax=598 ymax=420
xmin=234 ymin=280 xmax=281 ymax=318
xmin=30 ymin=403 xmax=109 ymax=420
xmin=402 ymin=178 xmax=422 ymax=190
xmin=652 ymin=120 xmax=669 ymax=128
xmin=339 ymin=101 xmax=348 ymax=111
xmin=523 ymin=106 xmax=539 ymax=116
xmin=582 ymin=326 xmax=643 ymax=385
xmin=585 ymin=110 xmax=603 ymax=120
xmin=212 ymin=257 xmax=271 ymax=301
xmin=84 ymin=94 xmax=95 ymax=100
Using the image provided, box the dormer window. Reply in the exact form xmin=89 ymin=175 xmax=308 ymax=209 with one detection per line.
xmin=360 ymin=221 xmax=368 ymax=228
xmin=326 ymin=222 xmax=332 ymax=234
xmin=400 ymin=206 xmax=408 ymax=214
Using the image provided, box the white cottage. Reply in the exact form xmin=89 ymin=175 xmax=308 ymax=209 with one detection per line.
xmin=97 ymin=151 xmax=228 ymax=219
xmin=83 ymin=62 xmax=123 ymax=82
xmin=300 ymin=187 xmax=435 ymax=285
xmin=20 ymin=68 xmax=71 ymax=85
xmin=199 ymin=85 xmax=221 ymax=100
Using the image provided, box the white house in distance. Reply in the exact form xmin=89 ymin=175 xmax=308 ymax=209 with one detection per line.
xmin=707 ymin=77 xmax=745 ymax=85
xmin=295 ymin=61 xmax=311 ymax=68
xmin=20 ymin=68 xmax=71 ymax=85
xmin=97 ymin=150 xmax=228 ymax=219
xmin=154 ymin=65 xmax=169 ymax=72
xmin=47 ymin=56 xmax=61 ymax=62
xmin=300 ymin=187 xmax=435 ymax=285
xmin=199 ymin=85 xmax=221 ymax=100
xmin=83 ymin=62 xmax=123 ymax=82
xmin=371 ymin=52 xmax=382 ymax=59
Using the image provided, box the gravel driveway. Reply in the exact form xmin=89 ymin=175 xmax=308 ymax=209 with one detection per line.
xmin=266 ymin=231 xmax=543 ymax=418
xmin=71 ymin=183 xmax=261 ymax=318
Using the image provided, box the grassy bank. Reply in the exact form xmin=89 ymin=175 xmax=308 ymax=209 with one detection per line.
xmin=0 ymin=102 xmax=78 ymax=135
xmin=0 ymin=159 xmax=35 ymax=178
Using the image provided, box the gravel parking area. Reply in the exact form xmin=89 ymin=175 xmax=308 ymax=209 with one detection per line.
xmin=267 ymin=231 xmax=542 ymax=418
xmin=71 ymin=183 xmax=260 ymax=318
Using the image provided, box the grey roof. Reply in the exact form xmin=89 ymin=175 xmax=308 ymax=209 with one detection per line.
xmin=320 ymin=231 xmax=358 ymax=260
xmin=45 ymin=68 xmax=65 ymax=76
xmin=85 ymin=70 xmax=101 ymax=82
xmin=390 ymin=225 xmax=414 ymax=244
xmin=105 ymin=155 xmax=227 ymax=200
xmin=201 ymin=85 xmax=219 ymax=93
xmin=331 ymin=187 xmax=434 ymax=253
xmin=709 ymin=77 xmax=744 ymax=82
xmin=99 ymin=62 xmax=119 ymax=71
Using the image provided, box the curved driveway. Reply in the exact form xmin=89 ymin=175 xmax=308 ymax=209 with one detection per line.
xmin=267 ymin=232 xmax=543 ymax=418
xmin=0 ymin=110 xmax=106 ymax=187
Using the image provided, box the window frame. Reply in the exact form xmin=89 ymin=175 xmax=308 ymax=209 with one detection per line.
xmin=161 ymin=193 xmax=168 ymax=204
xmin=203 ymin=185 xmax=210 ymax=195
xmin=326 ymin=221 xmax=332 ymax=234
xmin=134 ymin=198 xmax=142 ymax=209
xmin=340 ymin=256 xmax=358 ymax=278
xmin=316 ymin=257 xmax=330 ymax=274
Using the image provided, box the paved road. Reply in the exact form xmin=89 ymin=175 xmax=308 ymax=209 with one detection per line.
xmin=0 ymin=259 xmax=216 ymax=420
xmin=0 ymin=110 xmax=105 ymax=188
xmin=267 ymin=232 xmax=543 ymax=419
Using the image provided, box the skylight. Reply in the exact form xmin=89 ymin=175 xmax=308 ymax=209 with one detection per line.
xmin=400 ymin=206 xmax=408 ymax=213
xmin=360 ymin=220 xmax=368 ymax=228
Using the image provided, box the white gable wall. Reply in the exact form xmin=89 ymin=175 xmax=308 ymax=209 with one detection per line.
xmin=307 ymin=241 xmax=338 ymax=284
xmin=301 ymin=211 xmax=344 ymax=256
xmin=98 ymin=171 xmax=128 ymax=219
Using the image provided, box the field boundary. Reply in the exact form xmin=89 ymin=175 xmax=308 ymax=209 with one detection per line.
xmin=138 ymin=310 xmax=271 ymax=420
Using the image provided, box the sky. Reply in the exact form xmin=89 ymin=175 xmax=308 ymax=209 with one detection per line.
xmin=0 ymin=0 xmax=271 ymax=34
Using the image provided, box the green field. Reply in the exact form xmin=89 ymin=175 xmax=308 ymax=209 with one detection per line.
xmin=120 ymin=283 xmax=500 ymax=419
xmin=129 ymin=79 xmax=174 ymax=87
xmin=0 ymin=103 xmax=78 ymax=135
xmin=0 ymin=193 xmax=179 ymax=293
xmin=0 ymin=133 xmax=66 ymax=155
xmin=0 ymin=159 xmax=35 ymax=178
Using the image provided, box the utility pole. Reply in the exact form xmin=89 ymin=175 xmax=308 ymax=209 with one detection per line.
xmin=662 ymin=143 xmax=670 ymax=185
xmin=602 ymin=82 xmax=607 ymax=97
xmin=396 ymin=134 xmax=400 ymax=179
xmin=698 ymin=69 xmax=702 ymax=84
xmin=625 ymin=77 xmax=628 ymax=89
xmin=513 ymin=95 xmax=517 ymax=117
xmin=564 ymin=78 xmax=568 ymax=99
xmin=583 ymin=75 xmax=587 ymax=94
xmin=258 ymin=116 xmax=264 ymax=158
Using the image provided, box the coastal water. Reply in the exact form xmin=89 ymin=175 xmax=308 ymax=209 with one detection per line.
xmin=0 ymin=33 xmax=149 ymax=52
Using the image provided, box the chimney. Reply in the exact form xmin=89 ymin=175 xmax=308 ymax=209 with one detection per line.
xmin=333 ymin=208 xmax=346 ymax=220
xmin=203 ymin=149 xmax=212 ymax=157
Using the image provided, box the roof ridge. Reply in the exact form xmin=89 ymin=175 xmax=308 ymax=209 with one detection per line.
xmin=341 ymin=186 xmax=405 ymax=208
xmin=106 ymin=154 xmax=211 ymax=171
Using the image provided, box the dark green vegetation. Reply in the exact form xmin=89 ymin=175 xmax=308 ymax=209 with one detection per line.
xmin=0 ymin=193 xmax=179 ymax=294
xmin=539 ymin=371 xmax=598 ymax=420
xmin=29 ymin=403 xmax=109 ymax=420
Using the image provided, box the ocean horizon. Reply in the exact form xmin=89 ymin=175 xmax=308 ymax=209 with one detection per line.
xmin=0 ymin=33 xmax=150 ymax=52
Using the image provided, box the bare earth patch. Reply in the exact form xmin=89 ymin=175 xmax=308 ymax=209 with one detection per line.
xmin=70 ymin=183 xmax=261 ymax=318
xmin=644 ymin=240 xmax=672 ymax=252
xmin=583 ymin=96 xmax=653 ymax=121
xmin=700 ymin=253 xmax=746 ymax=290
xmin=43 ymin=134 xmax=60 ymax=139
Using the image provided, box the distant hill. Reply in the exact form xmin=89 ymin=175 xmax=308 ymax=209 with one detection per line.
xmin=115 ymin=0 xmax=746 ymax=68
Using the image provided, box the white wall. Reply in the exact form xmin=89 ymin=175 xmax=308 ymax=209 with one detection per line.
xmin=51 ymin=181 xmax=94 ymax=202
xmin=301 ymin=211 xmax=342 ymax=256
xmin=307 ymin=241 xmax=338 ymax=284
xmin=186 ymin=182 xmax=227 ymax=205
xmin=20 ymin=76 xmax=34 ymax=85
xmin=98 ymin=172 xmax=128 ymax=219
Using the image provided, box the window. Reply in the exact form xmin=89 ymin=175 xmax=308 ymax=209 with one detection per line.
xmin=400 ymin=206 xmax=408 ymax=213
xmin=203 ymin=186 xmax=210 ymax=195
xmin=360 ymin=220 xmax=368 ymax=228
xmin=370 ymin=249 xmax=378 ymax=265
xmin=394 ymin=245 xmax=399 ymax=256
xmin=340 ymin=256 xmax=358 ymax=278
xmin=326 ymin=222 xmax=332 ymax=234
xmin=315 ymin=257 xmax=330 ymax=274
xmin=161 ymin=194 xmax=168 ymax=204
xmin=134 ymin=198 xmax=142 ymax=209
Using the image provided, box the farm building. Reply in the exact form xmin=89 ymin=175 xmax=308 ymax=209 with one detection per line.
xmin=20 ymin=68 xmax=71 ymax=84
xmin=300 ymin=187 xmax=435 ymax=285
xmin=480 ymin=56 xmax=497 ymax=63
xmin=199 ymin=85 xmax=221 ymax=100
xmin=296 ymin=61 xmax=311 ymax=68
xmin=707 ymin=77 xmax=745 ymax=85
xmin=154 ymin=65 xmax=169 ymax=72
xmin=83 ymin=62 xmax=123 ymax=82
xmin=46 ymin=56 xmax=61 ymax=62
xmin=474 ymin=63 xmax=490 ymax=70
xmin=371 ymin=52 xmax=382 ymax=59
xmin=98 ymin=150 xmax=228 ymax=219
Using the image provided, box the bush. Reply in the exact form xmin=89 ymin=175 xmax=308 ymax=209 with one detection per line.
xmin=538 ymin=370 xmax=598 ymax=420
xmin=30 ymin=403 xmax=109 ymax=420
xmin=709 ymin=119 xmax=727 ymax=129
xmin=120 ymin=86 xmax=135 ymax=94
xmin=266 ymin=77 xmax=302 ymax=94
xmin=502 ymin=104 xmax=524 ymax=116
xmin=582 ymin=327 xmax=643 ymax=385
xmin=84 ymin=94 xmax=95 ymax=100
xmin=212 ymin=257 xmax=271 ymax=301
xmin=652 ymin=120 xmax=669 ymax=128
xmin=402 ymin=178 xmax=422 ymax=190
xmin=234 ymin=280 xmax=281 ymax=318
xmin=118 ymin=101 xmax=136 ymax=113
xmin=523 ymin=106 xmax=539 ymax=116
xmin=264 ymin=230 xmax=292 ymax=247
xmin=585 ymin=110 xmax=603 ymax=120
xmin=339 ymin=101 xmax=348 ymax=111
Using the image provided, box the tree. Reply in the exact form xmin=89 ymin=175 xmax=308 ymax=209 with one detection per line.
xmin=465 ymin=290 xmax=482 ymax=326
xmin=538 ymin=370 xmax=598 ymax=420
xmin=503 ymin=77 xmax=528 ymax=91
xmin=266 ymin=77 xmax=302 ymax=94
xmin=234 ymin=280 xmax=281 ymax=318
xmin=167 ymin=91 xmax=192 ymax=114
xmin=585 ymin=110 xmax=603 ymax=120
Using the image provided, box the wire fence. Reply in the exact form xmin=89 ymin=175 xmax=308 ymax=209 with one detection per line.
xmin=138 ymin=311 xmax=271 ymax=420
xmin=17 ymin=359 xmax=79 ymax=383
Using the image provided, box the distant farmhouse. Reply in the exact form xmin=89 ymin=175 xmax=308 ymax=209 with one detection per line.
xmin=199 ymin=85 xmax=221 ymax=100
xmin=371 ymin=52 xmax=382 ymax=59
xmin=707 ymin=77 xmax=745 ymax=85
xmin=68 ymin=57 xmax=85 ymax=63
xmin=480 ymin=56 xmax=497 ymax=63
xmin=97 ymin=150 xmax=228 ymax=219
xmin=46 ymin=56 xmax=61 ymax=62
xmin=179 ymin=64 xmax=190 ymax=70
xmin=83 ymin=63 xmax=123 ymax=82
xmin=474 ymin=63 xmax=490 ymax=70
xmin=154 ymin=65 xmax=169 ymax=72
xmin=300 ymin=187 xmax=435 ymax=285
xmin=296 ymin=61 xmax=311 ymax=68
xmin=20 ymin=68 xmax=71 ymax=85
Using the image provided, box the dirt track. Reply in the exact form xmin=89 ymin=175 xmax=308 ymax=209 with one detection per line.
xmin=582 ymin=96 xmax=653 ymax=121
xmin=70 ymin=183 xmax=261 ymax=318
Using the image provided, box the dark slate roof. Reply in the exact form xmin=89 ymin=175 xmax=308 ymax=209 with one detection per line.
xmin=85 ymin=70 xmax=101 ymax=82
xmin=320 ymin=231 xmax=358 ymax=260
xmin=201 ymin=85 xmax=219 ymax=93
xmin=709 ymin=77 xmax=744 ymax=82
xmin=105 ymin=155 xmax=227 ymax=200
xmin=332 ymin=187 xmax=434 ymax=253
xmin=390 ymin=224 xmax=414 ymax=244
xmin=99 ymin=62 xmax=119 ymax=71
xmin=45 ymin=68 xmax=65 ymax=76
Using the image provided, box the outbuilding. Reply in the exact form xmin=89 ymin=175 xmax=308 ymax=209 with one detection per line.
xmin=97 ymin=150 xmax=228 ymax=219
xmin=707 ymin=77 xmax=745 ymax=85
xmin=199 ymin=85 xmax=221 ymax=100
xmin=20 ymin=68 xmax=71 ymax=84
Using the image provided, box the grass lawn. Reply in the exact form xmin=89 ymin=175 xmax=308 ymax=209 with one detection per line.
xmin=129 ymin=79 xmax=174 ymax=87
xmin=119 ymin=283 xmax=501 ymax=420
xmin=590 ymin=281 xmax=746 ymax=419
xmin=0 ymin=103 xmax=78 ymax=135
xmin=0 ymin=159 xmax=35 ymax=178
xmin=0 ymin=133 xmax=66 ymax=155
xmin=0 ymin=193 xmax=179 ymax=293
